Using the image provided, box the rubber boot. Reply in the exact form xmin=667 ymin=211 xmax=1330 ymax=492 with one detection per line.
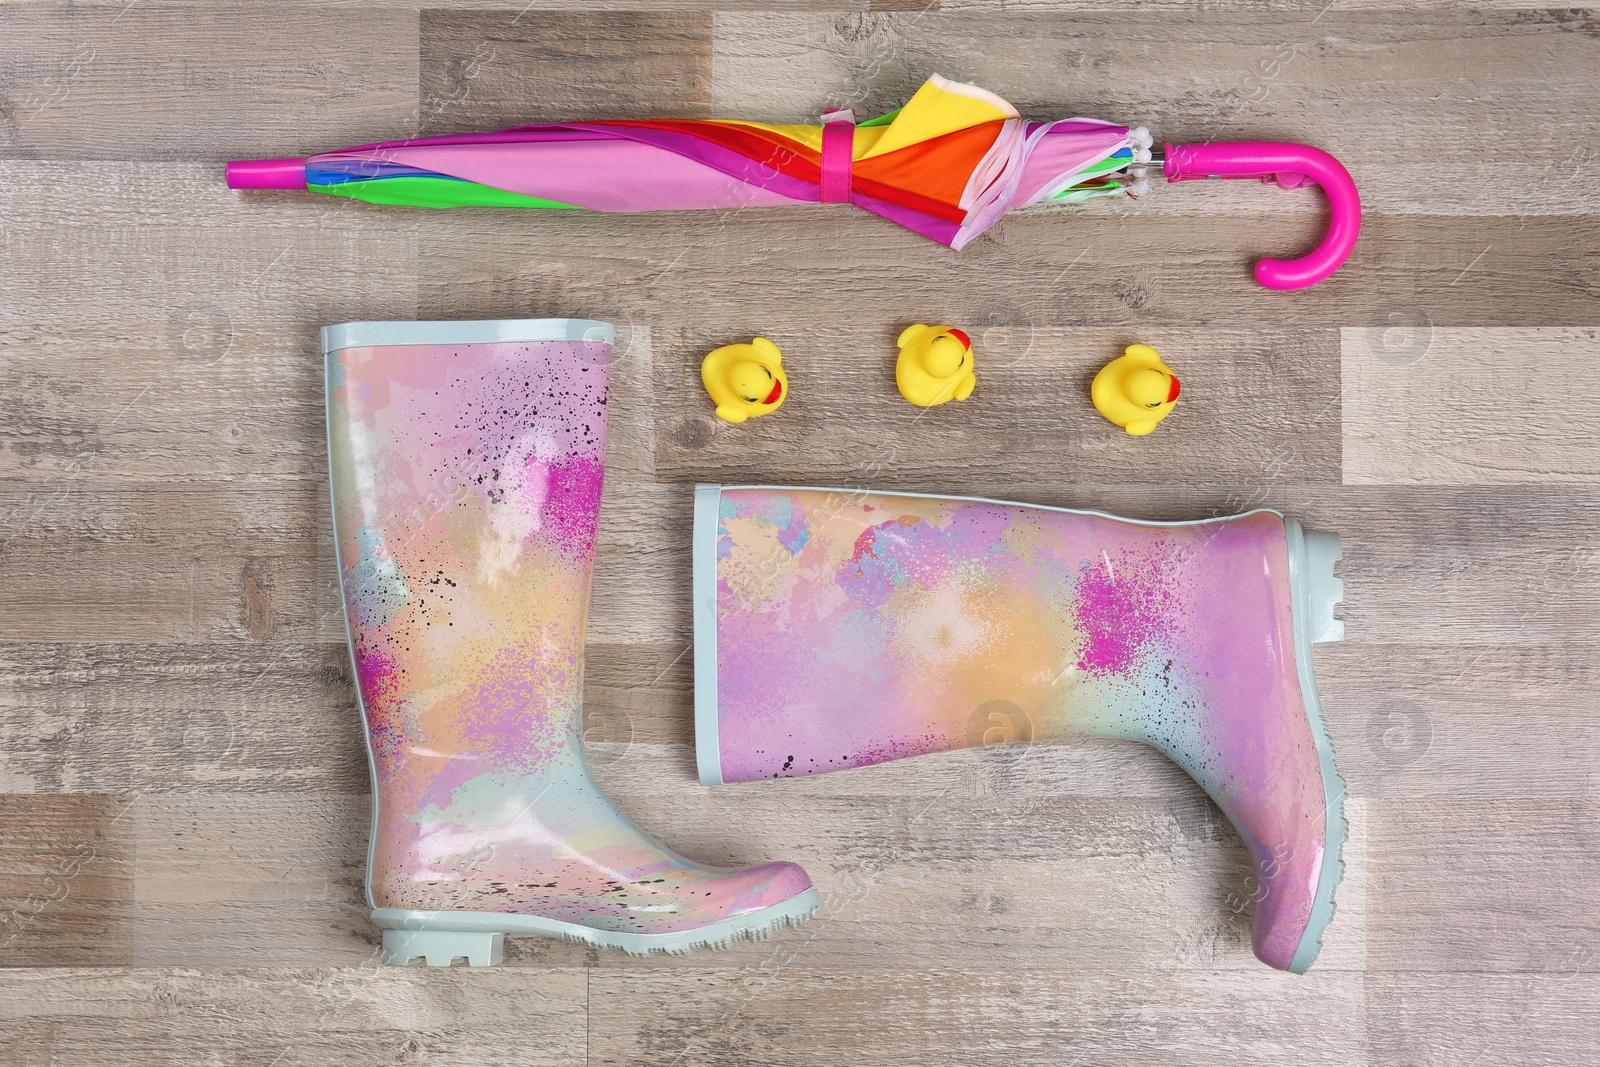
xmin=694 ymin=484 xmax=1344 ymax=973
xmin=327 ymin=323 xmax=819 ymax=966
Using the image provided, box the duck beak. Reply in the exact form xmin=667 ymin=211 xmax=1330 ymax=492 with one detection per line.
xmin=947 ymin=328 xmax=971 ymax=349
xmin=1167 ymin=375 xmax=1181 ymax=403
xmin=763 ymin=380 xmax=783 ymax=405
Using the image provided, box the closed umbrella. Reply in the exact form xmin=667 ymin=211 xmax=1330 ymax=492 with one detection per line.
xmin=228 ymin=74 xmax=1359 ymax=289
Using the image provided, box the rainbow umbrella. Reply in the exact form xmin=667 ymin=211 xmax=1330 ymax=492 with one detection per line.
xmin=228 ymin=75 xmax=1136 ymax=250
xmin=228 ymin=74 xmax=1359 ymax=286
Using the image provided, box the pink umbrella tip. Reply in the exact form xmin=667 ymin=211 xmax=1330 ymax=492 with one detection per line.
xmin=226 ymin=158 xmax=308 ymax=190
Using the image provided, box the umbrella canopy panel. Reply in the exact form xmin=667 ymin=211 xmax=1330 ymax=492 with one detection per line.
xmin=297 ymin=75 xmax=1133 ymax=249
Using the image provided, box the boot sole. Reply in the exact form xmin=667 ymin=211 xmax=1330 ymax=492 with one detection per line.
xmin=371 ymin=885 xmax=823 ymax=966
xmin=1284 ymin=520 xmax=1348 ymax=974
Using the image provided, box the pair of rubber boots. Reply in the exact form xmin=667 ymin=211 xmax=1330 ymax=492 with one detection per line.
xmin=328 ymin=320 xmax=1346 ymax=972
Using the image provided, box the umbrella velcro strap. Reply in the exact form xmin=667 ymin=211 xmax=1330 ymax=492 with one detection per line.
xmin=820 ymin=109 xmax=855 ymax=203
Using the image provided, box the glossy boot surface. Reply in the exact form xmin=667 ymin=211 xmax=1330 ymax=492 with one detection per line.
xmin=327 ymin=325 xmax=817 ymax=965
xmin=695 ymin=484 xmax=1344 ymax=972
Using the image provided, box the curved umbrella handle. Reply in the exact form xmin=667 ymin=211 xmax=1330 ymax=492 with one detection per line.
xmin=1163 ymin=141 xmax=1360 ymax=291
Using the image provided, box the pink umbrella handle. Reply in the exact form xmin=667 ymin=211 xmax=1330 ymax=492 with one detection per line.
xmin=1164 ymin=141 xmax=1360 ymax=290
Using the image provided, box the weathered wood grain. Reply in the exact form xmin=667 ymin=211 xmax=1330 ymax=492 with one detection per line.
xmin=0 ymin=795 xmax=133 ymax=966
xmin=1367 ymin=972 xmax=1600 ymax=1067
xmin=0 ymin=164 xmax=417 ymax=335
xmin=587 ymin=967 xmax=1368 ymax=1067
xmin=599 ymin=749 xmax=1375 ymax=974
xmin=5 ymin=480 xmax=1597 ymax=787
xmin=0 ymin=639 xmax=682 ymax=794
xmin=0 ymin=966 xmax=589 ymax=1067
xmin=130 ymin=793 xmax=372 ymax=967
xmin=0 ymin=483 xmax=697 ymax=644
xmin=5 ymin=631 xmax=1593 ymax=802
xmin=550 ymin=483 xmax=1600 ymax=646
xmin=357 ymin=482 xmax=1600 ymax=647
xmin=0 ymin=9 xmax=420 ymax=161
xmin=4 ymin=481 xmax=1596 ymax=776
xmin=1367 ymin=796 xmax=1600 ymax=973
xmin=2 ymin=4 xmax=1598 ymax=1065
xmin=1309 ymin=486 xmax=1600 ymax=647
xmin=648 ymin=326 xmax=1341 ymax=486
xmin=417 ymin=207 xmax=1600 ymax=329
xmin=1343 ymin=327 xmax=1600 ymax=485
xmin=420 ymin=10 xmax=713 ymax=132
xmin=0 ymin=641 xmax=366 ymax=794
xmin=1317 ymin=644 xmax=1600 ymax=800
xmin=0 ymin=537 xmax=329 ymax=644
xmin=713 ymin=8 xmax=1600 ymax=218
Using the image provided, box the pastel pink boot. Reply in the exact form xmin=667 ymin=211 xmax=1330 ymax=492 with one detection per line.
xmin=327 ymin=323 xmax=818 ymax=966
xmin=695 ymin=484 xmax=1345 ymax=972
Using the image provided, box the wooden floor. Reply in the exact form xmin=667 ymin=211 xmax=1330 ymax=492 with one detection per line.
xmin=2 ymin=3 xmax=1598 ymax=1064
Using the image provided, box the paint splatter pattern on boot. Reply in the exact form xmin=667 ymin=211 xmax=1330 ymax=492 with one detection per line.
xmin=710 ymin=487 xmax=1331 ymax=969
xmin=329 ymin=341 xmax=812 ymax=935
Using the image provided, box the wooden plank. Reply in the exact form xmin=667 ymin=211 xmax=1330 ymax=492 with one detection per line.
xmin=1367 ymin=973 xmax=1600 ymax=1067
xmin=592 ymin=482 xmax=692 ymax=644
xmin=713 ymin=8 xmax=1600 ymax=217
xmin=417 ymin=208 xmax=1600 ymax=329
xmin=4 ymin=480 xmax=1597 ymax=654
xmin=0 ymin=8 xmax=419 ymax=161
xmin=1367 ymin=796 xmax=1600 ymax=973
xmin=130 ymin=793 xmax=373 ymax=967
xmin=647 ymin=325 xmax=1340 ymax=487
xmin=473 ymin=483 xmax=1600 ymax=647
xmin=0 ymin=232 xmax=414 ymax=338
xmin=5 ymin=631 xmax=1589 ymax=802
xmin=0 ymin=541 xmax=328 ymax=644
xmin=0 ymin=966 xmax=588 ymax=1067
xmin=111 ymin=332 xmax=328 ymax=486
xmin=930 ymin=0 xmax=1596 ymax=8
xmin=1314 ymin=487 xmax=1600 ymax=647
xmin=419 ymin=10 xmax=713 ymax=133
xmin=0 ymin=641 xmax=367 ymax=794
xmin=0 ymin=480 xmax=690 ymax=648
xmin=588 ymin=967 xmax=1368 ymax=1067
xmin=1318 ymin=644 xmax=1600 ymax=800
xmin=1343 ymin=327 xmax=1600 ymax=485
xmin=0 ymin=638 xmax=684 ymax=793
xmin=598 ymin=324 xmax=659 ymax=485
xmin=0 ymin=795 xmax=133 ymax=966
xmin=0 ymin=479 xmax=347 ymax=643
xmin=0 ymin=4 xmax=1596 ymax=1063
xmin=0 ymin=168 xmax=416 ymax=489
xmin=584 ymin=641 xmax=696 ymax=747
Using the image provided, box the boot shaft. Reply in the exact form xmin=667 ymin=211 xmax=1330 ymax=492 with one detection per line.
xmin=698 ymin=485 xmax=1324 ymax=789
xmin=327 ymin=320 xmax=615 ymax=895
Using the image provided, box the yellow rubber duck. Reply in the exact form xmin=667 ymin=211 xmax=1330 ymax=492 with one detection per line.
xmin=1091 ymin=344 xmax=1181 ymax=436
xmin=896 ymin=324 xmax=975 ymax=408
xmin=701 ymin=337 xmax=788 ymax=424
